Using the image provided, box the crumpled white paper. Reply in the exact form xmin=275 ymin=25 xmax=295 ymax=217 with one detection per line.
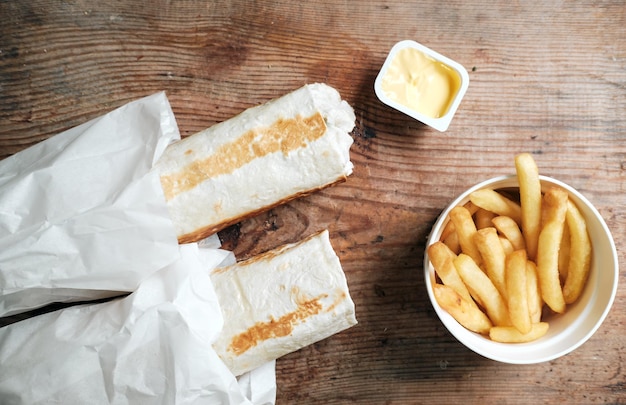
xmin=0 ymin=94 xmax=277 ymax=404
xmin=0 ymin=242 xmax=276 ymax=405
xmin=0 ymin=92 xmax=181 ymax=317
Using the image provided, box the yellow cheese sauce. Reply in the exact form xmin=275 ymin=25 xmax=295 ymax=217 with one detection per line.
xmin=380 ymin=47 xmax=462 ymax=118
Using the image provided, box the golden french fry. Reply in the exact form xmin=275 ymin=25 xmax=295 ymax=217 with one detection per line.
xmin=433 ymin=284 xmax=493 ymax=334
xmin=474 ymin=227 xmax=507 ymax=300
xmin=505 ymin=250 xmax=531 ymax=334
xmin=536 ymin=187 xmax=568 ymax=313
xmin=440 ymin=203 xmax=481 ymax=254
xmin=515 ymin=153 xmax=542 ymax=261
xmin=492 ymin=215 xmax=526 ymax=251
xmin=526 ymin=260 xmax=543 ymax=324
xmin=428 ymin=242 xmax=474 ymax=305
xmin=442 ymin=229 xmax=461 ymax=254
xmin=469 ymin=189 xmax=522 ymax=225
xmin=449 ymin=206 xmax=482 ymax=265
xmin=454 ymin=254 xmax=510 ymax=327
xmin=440 ymin=220 xmax=456 ymax=242
xmin=558 ymin=221 xmax=571 ymax=283
xmin=464 ymin=200 xmax=480 ymax=216
xmin=562 ymin=200 xmax=592 ymax=304
xmin=475 ymin=208 xmax=497 ymax=230
xmin=489 ymin=322 xmax=549 ymax=343
xmin=499 ymin=236 xmax=514 ymax=256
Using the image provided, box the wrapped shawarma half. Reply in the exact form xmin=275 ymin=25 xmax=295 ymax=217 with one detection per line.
xmin=155 ymin=83 xmax=355 ymax=243
xmin=210 ymin=229 xmax=357 ymax=377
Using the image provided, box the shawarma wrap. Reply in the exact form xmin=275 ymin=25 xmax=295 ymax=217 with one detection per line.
xmin=155 ymin=83 xmax=355 ymax=243
xmin=210 ymin=230 xmax=357 ymax=376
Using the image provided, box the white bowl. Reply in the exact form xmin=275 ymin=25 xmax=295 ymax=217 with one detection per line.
xmin=424 ymin=175 xmax=619 ymax=363
xmin=374 ymin=40 xmax=469 ymax=132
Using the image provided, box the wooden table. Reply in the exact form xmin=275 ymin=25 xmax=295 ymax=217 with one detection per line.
xmin=1 ymin=1 xmax=624 ymax=403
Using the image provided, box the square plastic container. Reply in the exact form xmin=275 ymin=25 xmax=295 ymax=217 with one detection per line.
xmin=375 ymin=40 xmax=469 ymax=132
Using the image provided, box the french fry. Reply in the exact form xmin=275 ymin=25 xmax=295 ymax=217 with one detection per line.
xmin=454 ymin=254 xmax=510 ymax=327
xmin=492 ymin=215 xmax=526 ymax=251
xmin=499 ymin=236 xmax=514 ymax=256
xmin=433 ymin=284 xmax=493 ymax=334
xmin=475 ymin=208 xmax=497 ymax=230
xmin=526 ymin=260 xmax=543 ymax=324
xmin=440 ymin=201 xmax=482 ymax=254
xmin=474 ymin=227 xmax=507 ymax=300
xmin=440 ymin=220 xmax=456 ymax=242
xmin=489 ymin=322 xmax=549 ymax=343
xmin=469 ymin=189 xmax=522 ymax=225
xmin=562 ymin=200 xmax=592 ymax=304
xmin=505 ymin=250 xmax=531 ymax=334
xmin=536 ymin=187 xmax=568 ymax=313
xmin=515 ymin=153 xmax=542 ymax=260
xmin=449 ymin=206 xmax=482 ymax=265
xmin=558 ymin=221 xmax=571 ymax=284
xmin=442 ymin=229 xmax=461 ymax=254
xmin=428 ymin=242 xmax=474 ymax=305
xmin=464 ymin=201 xmax=480 ymax=216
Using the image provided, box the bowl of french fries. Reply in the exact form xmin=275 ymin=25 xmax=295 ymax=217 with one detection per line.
xmin=425 ymin=153 xmax=618 ymax=364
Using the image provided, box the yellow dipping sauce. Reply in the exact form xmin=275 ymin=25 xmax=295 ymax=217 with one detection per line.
xmin=380 ymin=47 xmax=462 ymax=119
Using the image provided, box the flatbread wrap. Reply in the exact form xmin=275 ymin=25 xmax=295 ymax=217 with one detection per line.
xmin=210 ymin=229 xmax=357 ymax=376
xmin=155 ymin=83 xmax=355 ymax=243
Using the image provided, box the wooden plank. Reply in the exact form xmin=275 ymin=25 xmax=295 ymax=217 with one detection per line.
xmin=1 ymin=1 xmax=624 ymax=403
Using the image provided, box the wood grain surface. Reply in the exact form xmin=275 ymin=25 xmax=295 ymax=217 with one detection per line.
xmin=1 ymin=1 xmax=625 ymax=403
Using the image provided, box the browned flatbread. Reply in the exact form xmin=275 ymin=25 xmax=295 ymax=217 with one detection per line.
xmin=154 ymin=83 xmax=355 ymax=243
xmin=210 ymin=230 xmax=357 ymax=376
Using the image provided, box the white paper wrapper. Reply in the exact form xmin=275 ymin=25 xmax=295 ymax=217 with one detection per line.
xmin=0 ymin=243 xmax=276 ymax=404
xmin=0 ymin=93 xmax=277 ymax=404
xmin=0 ymin=93 xmax=181 ymax=317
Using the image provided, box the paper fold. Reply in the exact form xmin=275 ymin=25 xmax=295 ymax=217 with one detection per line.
xmin=0 ymin=243 xmax=276 ymax=404
xmin=0 ymin=93 xmax=277 ymax=404
xmin=0 ymin=92 xmax=181 ymax=317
